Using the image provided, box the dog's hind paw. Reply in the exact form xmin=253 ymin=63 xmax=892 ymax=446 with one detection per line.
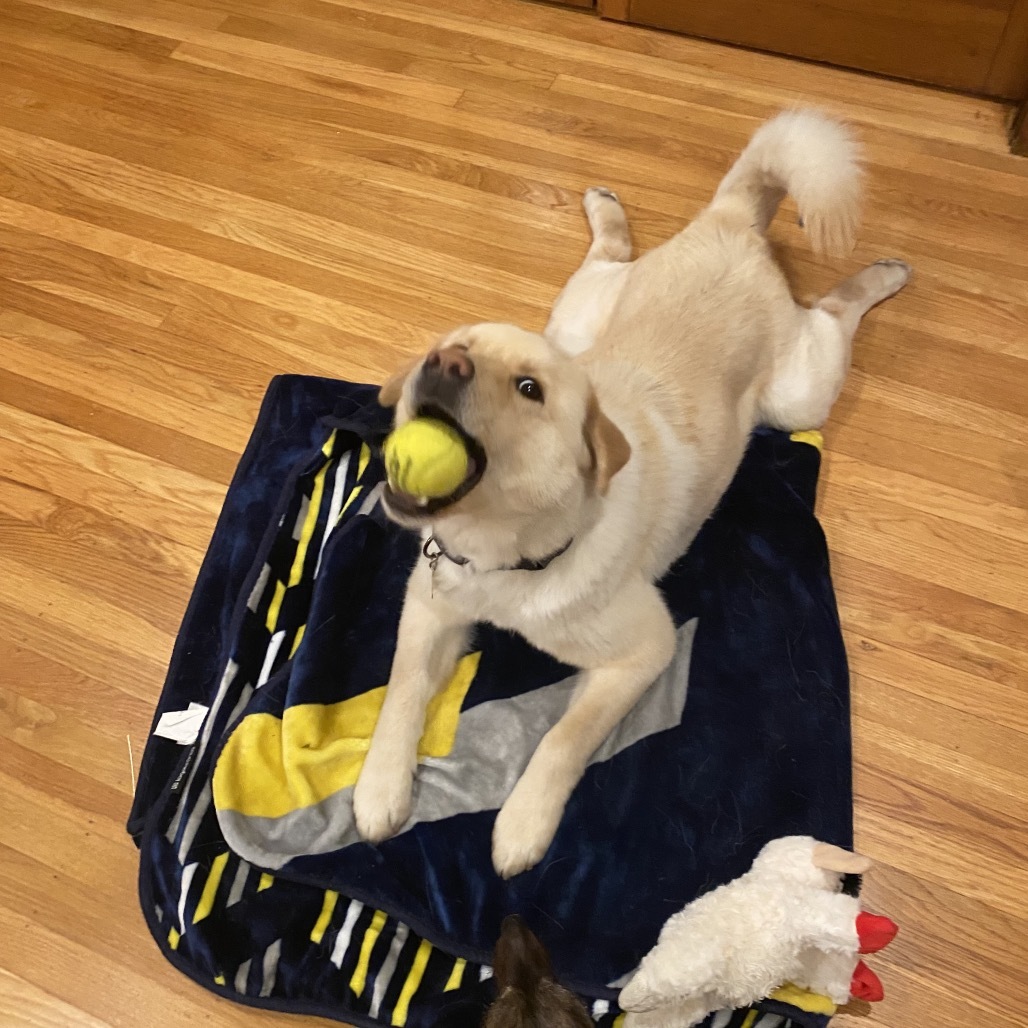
xmin=583 ymin=186 xmax=621 ymax=214
xmin=871 ymin=258 xmax=913 ymax=294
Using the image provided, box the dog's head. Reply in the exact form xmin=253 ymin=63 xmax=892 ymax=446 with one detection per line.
xmin=379 ymin=324 xmax=629 ymax=529
xmin=483 ymin=916 xmax=593 ymax=1028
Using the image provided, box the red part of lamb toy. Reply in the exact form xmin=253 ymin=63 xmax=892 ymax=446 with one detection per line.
xmin=849 ymin=912 xmax=898 ymax=1002
xmin=857 ymin=911 xmax=899 ymax=954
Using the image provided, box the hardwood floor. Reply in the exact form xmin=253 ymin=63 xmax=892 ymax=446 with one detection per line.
xmin=1 ymin=1 xmax=1026 ymax=1025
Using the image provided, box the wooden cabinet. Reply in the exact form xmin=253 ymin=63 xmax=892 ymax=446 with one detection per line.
xmin=599 ymin=0 xmax=1028 ymax=99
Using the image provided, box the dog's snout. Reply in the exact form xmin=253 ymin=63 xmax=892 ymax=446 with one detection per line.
xmin=416 ymin=345 xmax=474 ymax=412
xmin=425 ymin=346 xmax=474 ymax=381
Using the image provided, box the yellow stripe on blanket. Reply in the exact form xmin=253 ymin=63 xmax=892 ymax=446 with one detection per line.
xmin=193 ymin=852 xmax=230 ymax=924
xmin=212 ymin=651 xmax=481 ymax=819
xmin=265 ymin=579 xmax=287 ymax=633
xmin=340 ymin=485 xmax=363 ymax=520
xmin=789 ymin=429 xmax=823 ymax=451
xmin=350 ymin=909 xmax=388 ymax=996
xmin=288 ymin=432 xmax=336 ymax=588
xmin=310 ymin=890 xmax=338 ymax=944
xmin=392 ymin=939 xmax=433 ymax=1025
xmin=443 ymin=957 xmax=466 ymax=992
xmin=289 ymin=624 xmax=306 ymax=658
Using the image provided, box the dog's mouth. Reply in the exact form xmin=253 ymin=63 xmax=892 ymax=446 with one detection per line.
xmin=382 ymin=404 xmax=487 ymax=519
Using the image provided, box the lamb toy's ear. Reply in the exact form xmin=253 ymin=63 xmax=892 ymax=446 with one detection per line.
xmin=812 ymin=842 xmax=873 ymax=874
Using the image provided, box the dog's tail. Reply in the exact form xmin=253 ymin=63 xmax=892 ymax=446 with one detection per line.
xmin=711 ymin=109 xmax=862 ymax=256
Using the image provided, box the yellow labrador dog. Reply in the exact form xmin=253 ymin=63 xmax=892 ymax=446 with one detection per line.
xmin=353 ymin=110 xmax=910 ymax=878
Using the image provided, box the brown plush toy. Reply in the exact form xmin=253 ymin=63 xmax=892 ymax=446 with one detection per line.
xmin=483 ymin=916 xmax=592 ymax=1028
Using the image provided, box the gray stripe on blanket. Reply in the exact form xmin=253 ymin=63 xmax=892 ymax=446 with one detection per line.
xmin=219 ymin=619 xmax=697 ymax=868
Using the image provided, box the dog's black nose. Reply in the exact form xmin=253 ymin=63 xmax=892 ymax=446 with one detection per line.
xmin=424 ymin=346 xmax=474 ymax=381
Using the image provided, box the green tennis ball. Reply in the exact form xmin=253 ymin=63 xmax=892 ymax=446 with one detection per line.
xmin=383 ymin=417 xmax=470 ymax=499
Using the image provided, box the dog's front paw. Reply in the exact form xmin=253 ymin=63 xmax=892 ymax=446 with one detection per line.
xmin=491 ymin=784 xmax=564 ymax=879
xmin=353 ymin=761 xmax=414 ymax=843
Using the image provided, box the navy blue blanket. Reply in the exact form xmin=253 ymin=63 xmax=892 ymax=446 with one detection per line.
xmin=129 ymin=375 xmax=851 ymax=1028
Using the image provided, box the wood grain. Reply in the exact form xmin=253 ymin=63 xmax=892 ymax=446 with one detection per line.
xmin=0 ymin=1 xmax=1026 ymax=1026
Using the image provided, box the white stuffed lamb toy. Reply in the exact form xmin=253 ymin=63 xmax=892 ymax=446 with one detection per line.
xmin=619 ymin=836 xmax=897 ymax=1028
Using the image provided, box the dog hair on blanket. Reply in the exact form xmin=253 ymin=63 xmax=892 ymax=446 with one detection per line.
xmin=619 ymin=836 xmax=895 ymax=1027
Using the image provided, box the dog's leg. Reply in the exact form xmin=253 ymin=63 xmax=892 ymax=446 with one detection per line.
xmin=581 ymin=187 xmax=632 ymax=264
xmin=545 ymin=189 xmax=632 ymax=355
xmin=818 ymin=258 xmax=912 ymax=340
xmin=353 ymin=556 xmax=471 ymax=842
xmin=760 ymin=259 xmax=912 ymax=429
xmin=491 ymin=583 xmax=676 ymax=878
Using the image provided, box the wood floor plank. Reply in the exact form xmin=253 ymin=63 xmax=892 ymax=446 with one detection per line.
xmin=0 ymin=968 xmax=116 ymax=1028
xmin=0 ymin=132 xmax=558 ymax=329
xmin=0 ymin=127 xmax=562 ymax=312
xmin=825 ymin=401 xmax=1024 ymax=508
xmin=0 ymin=38 xmax=674 ymax=234
xmin=0 ymin=369 xmax=241 ymax=483
xmin=856 ymin=770 xmax=1028 ymax=922
xmin=0 ymin=639 xmax=160 ymax=741
xmin=0 ymin=485 xmax=200 ymax=637
xmin=820 ymin=486 xmax=1028 ymax=614
xmin=0 ymin=402 xmax=224 ymax=550
xmin=0 ymin=194 xmax=426 ymax=347
xmin=1 ymin=1 xmax=1025 ymax=1025
xmin=849 ymin=635 xmax=1028 ymax=738
xmin=852 ymin=674 xmax=1028 ymax=786
xmin=827 ymin=453 xmax=1027 ymax=546
xmin=0 ymin=95 xmax=588 ymax=270
xmin=0 ymin=766 xmax=133 ymax=872
xmin=0 ymin=0 xmax=183 ymax=63
xmin=853 ymin=714 xmax=1028 ymax=829
xmin=0 ymin=549 xmax=177 ymax=666
xmin=0 ymin=305 xmax=263 ymax=444
xmin=0 ymin=600 xmax=174 ymax=704
xmin=833 ymin=553 xmax=1028 ymax=688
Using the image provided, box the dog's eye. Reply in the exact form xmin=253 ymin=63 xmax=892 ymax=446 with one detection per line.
xmin=515 ymin=377 xmax=544 ymax=403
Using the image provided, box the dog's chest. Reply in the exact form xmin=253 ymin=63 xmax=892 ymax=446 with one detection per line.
xmin=431 ymin=559 xmax=550 ymax=632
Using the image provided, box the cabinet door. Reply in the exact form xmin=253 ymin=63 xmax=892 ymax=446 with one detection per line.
xmin=600 ymin=0 xmax=1028 ymax=99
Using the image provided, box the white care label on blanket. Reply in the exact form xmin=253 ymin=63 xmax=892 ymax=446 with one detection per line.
xmin=153 ymin=703 xmax=209 ymax=745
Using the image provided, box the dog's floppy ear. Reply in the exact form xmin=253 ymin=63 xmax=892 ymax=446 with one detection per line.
xmin=584 ymin=392 xmax=631 ymax=495
xmin=813 ymin=842 xmax=873 ymax=874
xmin=378 ymin=354 xmax=421 ymax=408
